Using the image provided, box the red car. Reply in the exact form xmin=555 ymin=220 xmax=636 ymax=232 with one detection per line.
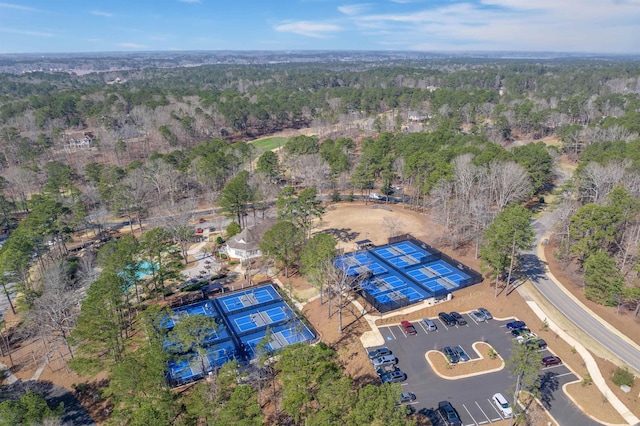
xmin=542 ymin=356 xmax=562 ymax=367
xmin=196 ymin=228 xmax=203 ymax=234
xmin=401 ymin=320 xmax=417 ymax=335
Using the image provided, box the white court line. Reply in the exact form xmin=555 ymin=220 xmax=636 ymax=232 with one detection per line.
xmin=387 ymin=326 xmax=397 ymax=340
xmin=475 ymin=401 xmax=491 ymax=423
xmin=487 ymin=398 xmax=503 ymax=420
xmin=463 ymin=404 xmax=479 ymax=426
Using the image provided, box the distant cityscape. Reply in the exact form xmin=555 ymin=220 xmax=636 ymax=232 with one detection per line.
xmin=1 ymin=50 xmax=638 ymax=75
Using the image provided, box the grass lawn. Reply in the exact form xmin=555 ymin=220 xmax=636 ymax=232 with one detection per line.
xmin=250 ymin=136 xmax=287 ymax=151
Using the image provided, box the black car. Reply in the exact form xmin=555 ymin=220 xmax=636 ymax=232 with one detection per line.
xmin=506 ymin=320 xmax=526 ymax=330
xmin=511 ymin=327 xmax=531 ymax=337
xmin=449 ymin=311 xmax=467 ymax=326
xmin=438 ymin=312 xmax=456 ymax=326
xmin=443 ymin=346 xmax=459 ymax=364
xmin=438 ymin=401 xmax=462 ymax=426
xmin=526 ymin=338 xmax=547 ymax=349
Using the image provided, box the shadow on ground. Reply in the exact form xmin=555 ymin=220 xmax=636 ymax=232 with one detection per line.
xmin=319 ymin=228 xmax=360 ymax=243
xmin=0 ymin=380 xmax=96 ymax=425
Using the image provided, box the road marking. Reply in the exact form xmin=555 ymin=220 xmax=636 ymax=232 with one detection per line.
xmin=418 ymin=321 xmax=428 ymax=333
xmin=438 ymin=319 xmax=449 ymax=330
xmin=398 ymin=325 xmax=407 ymax=337
xmin=555 ymin=372 xmax=574 ymax=378
xmin=468 ymin=313 xmax=478 ymax=325
xmin=475 ymin=401 xmax=491 ymax=423
xmin=387 ymin=327 xmax=397 ymax=340
xmin=463 ymin=404 xmax=478 ymax=426
xmin=487 ymin=398 xmax=503 ymax=420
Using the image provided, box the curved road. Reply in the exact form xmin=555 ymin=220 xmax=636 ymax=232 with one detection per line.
xmin=522 ymin=210 xmax=640 ymax=374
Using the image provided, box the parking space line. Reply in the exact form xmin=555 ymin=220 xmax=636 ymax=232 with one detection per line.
xmin=487 ymin=399 xmax=503 ymax=421
xmin=468 ymin=314 xmax=478 ymax=325
xmin=475 ymin=401 xmax=491 ymax=423
xmin=418 ymin=321 xmax=428 ymax=333
xmin=387 ymin=327 xmax=397 ymax=340
xmin=463 ymin=404 xmax=478 ymax=426
xmin=555 ymin=372 xmax=574 ymax=378
xmin=397 ymin=325 xmax=407 ymax=337
xmin=438 ymin=319 xmax=450 ymax=330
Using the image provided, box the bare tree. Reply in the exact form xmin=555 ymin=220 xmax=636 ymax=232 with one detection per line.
xmin=324 ymin=262 xmax=360 ymax=334
xmin=30 ymin=261 xmax=81 ymax=363
xmin=579 ymin=160 xmax=629 ymax=205
xmin=160 ymin=199 xmax=197 ymax=264
xmin=487 ymin=161 xmax=532 ymax=211
xmin=382 ymin=216 xmax=402 ymax=238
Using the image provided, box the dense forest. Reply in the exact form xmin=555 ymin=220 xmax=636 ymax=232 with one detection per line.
xmin=1 ymin=57 xmax=640 ymax=424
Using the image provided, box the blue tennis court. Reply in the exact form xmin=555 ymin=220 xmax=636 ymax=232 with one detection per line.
xmin=163 ymin=283 xmax=316 ymax=386
xmin=335 ymin=236 xmax=482 ymax=313
xmin=217 ymin=285 xmax=280 ymax=313
xmin=228 ymin=302 xmax=295 ymax=335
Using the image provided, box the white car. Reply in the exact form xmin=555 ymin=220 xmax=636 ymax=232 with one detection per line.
xmin=469 ymin=310 xmax=486 ymax=322
xmin=492 ymin=393 xmax=512 ymax=418
xmin=515 ymin=332 xmax=538 ymax=343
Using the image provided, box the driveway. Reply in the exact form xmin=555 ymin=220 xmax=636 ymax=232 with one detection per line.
xmin=372 ymin=314 xmax=600 ymax=426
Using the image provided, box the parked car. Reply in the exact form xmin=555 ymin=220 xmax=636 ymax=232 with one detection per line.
xmin=492 ymin=393 xmax=513 ymax=418
xmin=526 ymin=338 xmax=547 ymax=349
xmin=449 ymin=311 xmax=467 ymax=326
xmin=372 ymin=355 xmax=397 ymax=367
xmin=376 ymin=364 xmax=400 ymax=376
xmin=443 ymin=346 xmax=459 ymax=364
xmin=380 ymin=370 xmax=406 ymax=383
xmin=198 ymin=217 xmax=206 ymax=223
xmin=398 ymin=392 xmax=416 ymax=403
xmin=469 ymin=310 xmax=486 ymax=322
xmin=511 ymin=327 xmax=531 ymax=337
xmin=438 ymin=401 xmax=462 ymax=426
xmin=515 ymin=332 xmax=538 ymax=343
xmin=422 ymin=317 xmax=437 ymax=331
xmin=478 ymin=307 xmax=493 ymax=320
xmin=542 ymin=356 xmax=563 ymax=367
xmin=368 ymin=346 xmax=392 ymax=359
xmin=506 ymin=320 xmax=526 ymax=330
xmin=438 ymin=312 xmax=456 ymax=326
xmin=454 ymin=345 xmax=470 ymax=362
xmin=401 ymin=320 xmax=417 ymax=335
xmin=196 ymin=228 xmax=203 ymax=234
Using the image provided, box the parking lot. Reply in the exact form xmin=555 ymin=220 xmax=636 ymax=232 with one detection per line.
xmin=370 ymin=311 xmax=596 ymax=426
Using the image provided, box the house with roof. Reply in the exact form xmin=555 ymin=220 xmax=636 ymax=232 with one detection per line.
xmin=224 ymin=221 xmax=274 ymax=262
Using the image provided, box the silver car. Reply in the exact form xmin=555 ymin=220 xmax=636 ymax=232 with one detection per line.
xmin=469 ymin=310 xmax=486 ymax=322
xmin=372 ymin=354 xmax=397 ymax=367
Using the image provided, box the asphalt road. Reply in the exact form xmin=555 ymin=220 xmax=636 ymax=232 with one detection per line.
xmin=523 ymin=212 xmax=640 ymax=374
xmin=373 ymin=314 xmax=600 ymax=426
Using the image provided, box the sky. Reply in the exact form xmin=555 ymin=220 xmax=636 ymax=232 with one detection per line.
xmin=1 ymin=0 xmax=639 ymax=54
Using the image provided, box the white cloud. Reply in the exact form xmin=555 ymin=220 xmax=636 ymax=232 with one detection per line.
xmin=338 ymin=3 xmax=370 ymax=15
xmin=274 ymin=21 xmax=341 ymax=38
xmin=1 ymin=28 xmax=54 ymax=37
xmin=346 ymin=0 xmax=640 ymax=52
xmin=119 ymin=42 xmax=147 ymax=49
xmin=90 ymin=10 xmax=113 ymax=17
xmin=0 ymin=2 xmax=44 ymax=12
